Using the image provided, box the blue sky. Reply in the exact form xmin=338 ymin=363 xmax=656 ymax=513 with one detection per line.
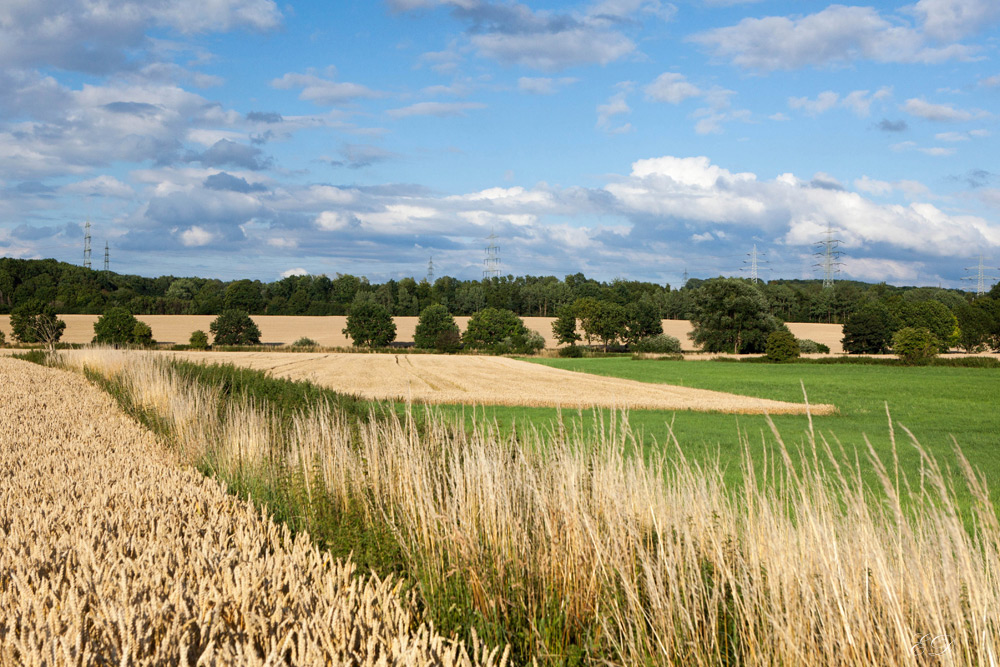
xmin=1 ymin=0 xmax=999 ymax=288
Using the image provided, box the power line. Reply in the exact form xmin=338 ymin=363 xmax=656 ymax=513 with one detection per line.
xmin=83 ymin=220 xmax=92 ymax=269
xmin=741 ymin=243 xmax=769 ymax=284
xmin=962 ymin=254 xmax=998 ymax=297
xmin=814 ymin=224 xmax=844 ymax=288
xmin=483 ymin=229 xmax=501 ymax=279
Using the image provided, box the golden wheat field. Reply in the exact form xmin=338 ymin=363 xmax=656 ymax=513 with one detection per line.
xmin=0 ymin=315 xmax=848 ymax=352
xmin=162 ymin=350 xmax=835 ymax=414
xmin=0 ymin=356 xmax=507 ymax=666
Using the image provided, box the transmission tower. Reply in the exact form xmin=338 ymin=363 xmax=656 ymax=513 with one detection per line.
xmin=483 ymin=230 xmax=501 ymax=279
xmin=426 ymin=255 xmax=435 ymax=283
xmin=83 ymin=220 xmax=92 ymax=269
xmin=814 ymin=224 xmax=843 ymax=288
xmin=682 ymin=268 xmax=689 ymax=286
xmin=962 ymin=255 xmax=998 ymax=297
xmin=742 ymin=244 xmax=768 ymax=284
xmin=103 ymin=242 xmax=109 ymax=272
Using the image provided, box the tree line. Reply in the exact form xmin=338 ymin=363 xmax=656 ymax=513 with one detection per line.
xmin=0 ymin=257 xmax=983 ymax=325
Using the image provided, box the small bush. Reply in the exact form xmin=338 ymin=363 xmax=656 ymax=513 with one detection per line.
xmin=765 ymin=330 xmax=800 ymax=362
xmin=558 ymin=345 xmax=584 ymax=358
xmin=0 ymin=330 xmax=5 ymax=347
xmin=495 ymin=329 xmax=545 ymax=355
xmin=433 ymin=329 xmax=462 ymax=353
xmin=892 ymin=326 xmax=939 ymax=365
xmin=291 ymin=337 xmax=319 ymax=347
xmin=189 ymin=330 xmax=209 ymax=350
xmin=632 ymin=333 xmax=681 ymax=354
xmin=798 ymin=339 xmax=830 ymax=354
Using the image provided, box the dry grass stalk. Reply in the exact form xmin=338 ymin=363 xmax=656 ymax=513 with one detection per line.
xmin=0 ymin=355 xmax=508 ymax=666
xmin=55 ymin=349 xmax=1000 ymax=665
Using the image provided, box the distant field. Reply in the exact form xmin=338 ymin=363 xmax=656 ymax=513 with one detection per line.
xmin=153 ymin=350 xmax=832 ymax=414
xmin=0 ymin=314 xmax=847 ymax=351
xmin=512 ymin=356 xmax=1000 ymax=503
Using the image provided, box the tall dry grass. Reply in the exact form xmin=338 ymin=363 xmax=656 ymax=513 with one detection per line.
xmin=56 ymin=348 xmax=1000 ymax=665
xmin=0 ymin=355 xmax=508 ymax=666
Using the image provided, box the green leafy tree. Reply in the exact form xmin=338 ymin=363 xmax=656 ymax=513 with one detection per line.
xmin=210 ymin=310 xmax=262 ymax=346
xmin=571 ymin=297 xmax=602 ymax=344
xmin=892 ymin=326 xmax=939 ymax=365
xmin=223 ymin=279 xmax=265 ymax=313
xmin=189 ymin=330 xmax=209 ymax=349
xmin=623 ymin=299 xmax=663 ymax=347
xmin=954 ymin=302 xmax=992 ymax=352
xmin=343 ymin=302 xmax=396 ymax=347
xmin=10 ymin=299 xmax=65 ymax=350
xmin=93 ymin=307 xmax=142 ymax=346
xmin=581 ymin=301 xmax=628 ymax=351
xmin=689 ymin=278 xmax=780 ymax=354
xmin=842 ymin=303 xmax=896 ymax=354
xmin=463 ymin=307 xmax=526 ymax=350
xmin=551 ymin=305 xmax=581 ymax=346
xmin=765 ymin=330 xmax=800 ymax=362
xmin=898 ymin=300 xmax=956 ymax=352
xmin=132 ymin=321 xmax=154 ymax=347
xmin=414 ymin=304 xmax=460 ymax=351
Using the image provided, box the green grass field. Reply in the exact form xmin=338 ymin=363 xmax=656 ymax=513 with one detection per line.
xmin=423 ymin=357 xmax=1000 ymax=508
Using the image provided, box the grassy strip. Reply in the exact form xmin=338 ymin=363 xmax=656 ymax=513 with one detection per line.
xmin=708 ymin=354 xmax=1000 ymax=368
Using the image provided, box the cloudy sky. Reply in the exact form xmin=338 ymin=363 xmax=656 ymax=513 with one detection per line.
xmin=1 ymin=0 xmax=999 ymax=286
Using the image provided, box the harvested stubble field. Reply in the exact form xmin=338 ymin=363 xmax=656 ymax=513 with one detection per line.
xmin=163 ymin=350 xmax=836 ymax=414
xmin=0 ymin=356 xmax=506 ymax=666
xmin=0 ymin=314 xmax=847 ymax=351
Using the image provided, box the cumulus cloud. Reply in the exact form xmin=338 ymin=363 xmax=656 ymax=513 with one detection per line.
xmin=644 ymin=73 xmax=704 ymax=105
xmin=690 ymin=5 xmax=976 ymax=71
xmin=912 ymin=0 xmax=1000 ymax=41
xmin=394 ymin=0 xmax=657 ymax=70
xmin=204 ymin=172 xmax=268 ymax=193
xmin=185 ymin=139 xmax=272 ymax=171
xmin=596 ymin=85 xmax=633 ymax=132
xmin=0 ymin=0 xmax=281 ymax=74
xmin=271 ymin=70 xmax=383 ymax=106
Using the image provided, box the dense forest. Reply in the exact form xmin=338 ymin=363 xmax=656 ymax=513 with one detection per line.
xmin=0 ymin=256 xmax=985 ymax=324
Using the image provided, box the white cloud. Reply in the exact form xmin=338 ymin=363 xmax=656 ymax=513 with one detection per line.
xmin=280 ymin=267 xmax=309 ymax=277
xmin=387 ymin=102 xmax=487 ymax=118
xmin=597 ymin=88 xmax=632 ymax=132
xmin=180 ymin=225 xmax=216 ymax=246
xmin=769 ymin=112 xmax=790 ymax=121
xmin=471 ymin=28 xmax=634 ymax=70
xmin=902 ymin=98 xmax=988 ymax=122
xmin=517 ymin=77 xmax=577 ymax=95
xmin=935 ymin=131 xmax=969 ymax=142
xmin=0 ymin=0 xmax=281 ymax=73
xmin=644 ymin=73 xmax=703 ymax=105
xmin=912 ymin=0 xmax=1000 ymax=41
xmin=789 ymin=91 xmax=839 ymax=116
xmin=271 ymin=71 xmax=382 ymax=105
xmin=789 ymin=87 xmax=891 ymax=117
xmin=690 ymin=5 xmax=976 ymax=71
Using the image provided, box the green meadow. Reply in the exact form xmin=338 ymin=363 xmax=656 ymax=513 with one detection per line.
xmin=425 ymin=357 xmax=1000 ymax=507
